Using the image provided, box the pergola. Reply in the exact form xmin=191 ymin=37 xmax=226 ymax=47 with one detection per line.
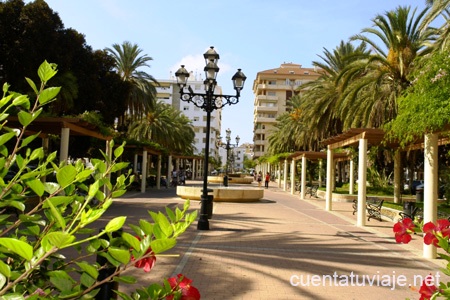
xmin=7 ymin=116 xmax=113 ymax=162
xmin=322 ymin=127 xmax=446 ymax=259
xmin=288 ymin=151 xmax=348 ymax=198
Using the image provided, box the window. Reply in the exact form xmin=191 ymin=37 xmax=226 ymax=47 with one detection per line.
xmin=268 ymin=80 xmax=276 ymax=85
xmin=267 ymin=91 xmax=276 ymax=96
xmin=183 ymin=106 xmax=189 ymax=111
xmin=193 ymin=117 xmax=199 ymax=122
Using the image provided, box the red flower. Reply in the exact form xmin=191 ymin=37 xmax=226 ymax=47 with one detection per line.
xmin=393 ymin=218 xmax=415 ymax=243
xmin=419 ymin=274 xmax=439 ymax=300
xmin=130 ymin=236 xmax=156 ymax=273
xmin=166 ymin=274 xmax=200 ymax=300
xmin=423 ymin=219 xmax=450 ymax=247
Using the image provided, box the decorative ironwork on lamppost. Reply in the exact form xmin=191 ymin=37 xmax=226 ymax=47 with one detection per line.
xmin=217 ymin=128 xmax=240 ymax=184
xmin=175 ymin=46 xmax=246 ymax=230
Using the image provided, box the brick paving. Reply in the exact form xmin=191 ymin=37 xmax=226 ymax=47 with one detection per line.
xmin=106 ymin=181 xmax=446 ymax=300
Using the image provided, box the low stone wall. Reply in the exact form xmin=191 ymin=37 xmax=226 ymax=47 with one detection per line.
xmin=176 ymin=186 xmax=263 ymax=202
xmin=207 ymin=176 xmax=254 ymax=184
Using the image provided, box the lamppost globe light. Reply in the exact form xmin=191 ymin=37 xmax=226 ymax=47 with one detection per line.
xmin=175 ymin=65 xmax=190 ymax=87
xmin=203 ymin=46 xmax=220 ymax=64
xmin=236 ymin=135 xmax=240 ymax=146
xmin=174 ymin=46 xmax=245 ymax=231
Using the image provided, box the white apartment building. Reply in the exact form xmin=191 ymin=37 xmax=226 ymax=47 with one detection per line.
xmin=218 ymin=145 xmax=245 ymax=173
xmin=252 ymin=63 xmax=321 ymax=158
xmin=155 ymin=76 xmax=222 ymax=159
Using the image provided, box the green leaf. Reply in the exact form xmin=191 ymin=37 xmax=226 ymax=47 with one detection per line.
xmin=150 ymin=238 xmax=176 ymax=254
xmin=0 ymin=273 xmax=5 ymax=290
xmin=111 ymin=189 xmax=127 ymax=198
xmin=80 ymin=272 xmax=96 ymax=288
xmin=25 ymin=77 xmax=38 ymax=94
xmin=111 ymin=162 xmax=129 ymax=173
xmin=113 ymin=145 xmax=124 ymax=158
xmin=29 ymin=147 xmax=44 ymax=161
xmin=0 ymin=260 xmax=11 ymax=277
xmin=153 ymin=212 xmax=173 ymax=237
xmin=12 ymin=95 xmax=30 ymax=109
xmin=37 ymin=61 xmax=58 ymax=83
xmin=44 ymin=182 xmax=60 ymax=194
xmin=139 ymin=219 xmax=154 ymax=236
xmin=17 ymin=111 xmax=32 ymax=127
xmin=122 ymin=232 xmax=140 ymax=251
xmin=46 ymin=198 xmax=66 ymax=229
xmin=76 ymin=261 xmax=99 ymax=279
xmin=114 ymin=275 xmax=137 ymax=284
xmin=0 ymin=132 xmax=16 ymax=146
xmin=38 ymin=86 xmax=60 ymax=105
xmin=20 ymin=132 xmax=40 ymax=148
xmin=50 ymin=276 xmax=75 ymax=292
xmin=56 ymin=165 xmax=77 ymax=188
xmin=105 ymin=216 xmax=126 ymax=233
xmin=91 ymin=159 xmax=106 ymax=173
xmin=43 ymin=195 xmax=73 ymax=208
xmin=108 ymin=247 xmax=130 ymax=265
xmin=24 ymin=178 xmax=45 ymax=197
xmin=0 ymin=238 xmax=33 ymax=260
xmin=42 ymin=232 xmax=75 ymax=249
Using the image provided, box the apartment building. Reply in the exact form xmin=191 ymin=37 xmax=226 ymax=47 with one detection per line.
xmin=252 ymin=63 xmax=321 ymax=158
xmin=154 ymin=77 xmax=222 ymax=159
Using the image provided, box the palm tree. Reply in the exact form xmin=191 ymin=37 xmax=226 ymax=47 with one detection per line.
xmin=299 ymin=41 xmax=370 ymax=145
xmin=422 ymin=0 xmax=450 ymax=51
xmin=268 ymin=95 xmax=307 ymax=153
xmin=339 ymin=6 xmax=436 ymax=128
xmin=127 ymin=101 xmax=195 ymax=155
xmin=106 ymin=41 xmax=158 ymax=121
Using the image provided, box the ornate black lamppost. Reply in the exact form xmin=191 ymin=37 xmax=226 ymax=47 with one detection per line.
xmin=175 ymin=46 xmax=246 ymax=230
xmin=217 ymin=128 xmax=240 ymax=183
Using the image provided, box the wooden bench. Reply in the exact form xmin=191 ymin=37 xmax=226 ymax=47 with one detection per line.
xmin=352 ymin=197 xmax=384 ymax=221
xmin=305 ymin=185 xmax=319 ymax=198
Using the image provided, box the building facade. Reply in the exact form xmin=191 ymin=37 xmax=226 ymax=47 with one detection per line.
xmin=155 ymin=77 xmax=222 ymax=159
xmin=252 ymin=63 xmax=321 ymax=158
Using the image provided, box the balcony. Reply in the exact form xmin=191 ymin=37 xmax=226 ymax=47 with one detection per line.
xmin=256 ymin=95 xmax=278 ymax=101
xmin=255 ymin=106 xmax=278 ymax=113
xmin=254 ymin=117 xmax=277 ymax=123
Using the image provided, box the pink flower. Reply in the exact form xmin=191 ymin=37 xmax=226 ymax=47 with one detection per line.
xmin=393 ymin=218 xmax=415 ymax=243
xmin=166 ymin=274 xmax=200 ymax=300
xmin=419 ymin=274 xmax=439 ymax=300
xmin=130 ymin=236 xmax=156 ymax=273
xmin=423 ymin=219 xmax=450 ymax=247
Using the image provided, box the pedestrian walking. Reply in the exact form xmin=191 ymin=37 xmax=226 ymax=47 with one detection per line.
xmin=265 ymin=172 xmax=270 ymax=189
xmin=257 ymin=171 xmax=262 ymax=187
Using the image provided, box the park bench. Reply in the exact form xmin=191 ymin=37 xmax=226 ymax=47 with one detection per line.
xmin=352 ymin=197 xmax=384 ymax=221
xmin=305 ymin=185 xmax=319 ymax=198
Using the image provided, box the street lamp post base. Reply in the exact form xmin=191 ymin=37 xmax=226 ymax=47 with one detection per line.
xmin=197 ymin=215 xmax=210 ymax=230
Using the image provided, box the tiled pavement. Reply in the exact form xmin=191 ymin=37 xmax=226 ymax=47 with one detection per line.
xmin=103 ymin=181 xmax=446 ymax=300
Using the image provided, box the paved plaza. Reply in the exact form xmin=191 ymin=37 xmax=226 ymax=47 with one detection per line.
xmin=104 ymin=181 xmax=445 ymax=300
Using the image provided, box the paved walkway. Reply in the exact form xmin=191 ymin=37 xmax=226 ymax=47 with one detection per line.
xmin=106 ymin=181 xmax=445 ymax=300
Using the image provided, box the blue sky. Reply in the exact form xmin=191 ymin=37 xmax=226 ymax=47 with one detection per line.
xmin=38 ymin=0 xmax=427 ymax=144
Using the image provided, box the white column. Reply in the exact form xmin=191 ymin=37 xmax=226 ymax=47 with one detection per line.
xmin=59 ymin=127 xmax=70 ymax=164
xmin=318 ymin=159 xmax=323 ymax=188
xmin=394 ymin=151 xmax=401 ymax=204
xmin=349 ymin=160 xmax=355 ymax=194
xmin=326 ymin=146 xmax=333 ymax=211
xmin=301 ymin=156 xmax=307 ymax=199
xmin=290 ymin=160 xmax=295 ymax=194
xmin=423 ymin=133 xmax=438 ymax=259
xmin=283 ymin=160 xmax=288 ymax=191
xmin=157 ymin=154 xmax=162 ymax=190
xmin=167 ymin=155 xmax=172 ymax=183
xmin=278 ymin=162 xmax=282 ymax=188
xmin=192 ymin=159 xmax=196 ymax=180
xmin=141 ymin=150 xmax=147 ymax=193
xmin=357 ymin=138 xmax=368 ymax=227
xmin=133 ymin=154 xmax=138 ymax=173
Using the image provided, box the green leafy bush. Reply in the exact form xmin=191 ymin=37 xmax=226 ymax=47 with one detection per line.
xmin=0 ymin=61 xmax=198 ymax=299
